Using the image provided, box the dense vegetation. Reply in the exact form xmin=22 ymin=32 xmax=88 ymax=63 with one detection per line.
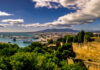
xmin=56 ymin=30 xmax=93 ymax=43
xmin=0 ymin=31 xmax=92 ymax=70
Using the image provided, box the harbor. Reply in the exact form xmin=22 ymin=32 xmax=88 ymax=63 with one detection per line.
xmin=0 ymin=32 xmax=38 ymax=47
xmin=0 ymin=32 xmax=77 ymax=47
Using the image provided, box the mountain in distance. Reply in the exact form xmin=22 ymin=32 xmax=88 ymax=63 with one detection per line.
xmin=92 ymin=31 xmax=100 ymax=33
xmin=35 ymin=28 xmax=79 ymax=33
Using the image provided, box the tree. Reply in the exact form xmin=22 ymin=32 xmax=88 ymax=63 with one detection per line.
xmin=36 ymin=53 xmax=59 ymax=70
xmin=33 ymin=47 xmax=46 ymax=54
xmin=28 ymin=42 xmax=43 ymax=51
xmin=61 ymin=61 xmax=87 ymax=70
xmin=0 ymin=36 xmax=88 ymax=70
xmin=73 ymin=36 xmax=78 ymax=43
xmin=0 ymin=56 xmax=11 ymax=70
xmin=0 ymin=44 xmax=19 ymax=56
xmin=59 ymin=43 xmax=73 ymax=51
xmin=48 ymin=39 xmax=53 ymax=44
xmin=84 ymin=32 xmax=93 ymax=42
xmin=10 ymin=52 xmax=37 ymax=70
xmin=64 ymin=35 xmax=73 ymax=43
xmin=56 ymin=43 xmax=75 ymax=60
xmin=78 ymin=30 xmax=85 ymax=43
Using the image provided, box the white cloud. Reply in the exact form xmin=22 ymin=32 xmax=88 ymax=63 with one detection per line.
xmin=32 ymin=0 xmax=61 ymax=9
xmin=57 ymin=0 xmax=100 ymax=25
xmin=24 ymin=23 xmax=41 ymax=27
xmin=0 ymin=24 xmax=9 ymax=27
xmin=1 ymin=0 xmax=100 ymax=32
xmin=32 ymin=0 xmax=88 ymax=9
xmin=1 ymin=19 xmax=24 ymax=26
xmin=32 ymin=0 xmax=100 ymax=27
xmin=0 ymin=11 xmax=12 ymax=16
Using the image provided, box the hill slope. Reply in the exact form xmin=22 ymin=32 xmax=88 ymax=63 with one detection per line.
xmin=35 ymin=28 xmax=79 ymax=33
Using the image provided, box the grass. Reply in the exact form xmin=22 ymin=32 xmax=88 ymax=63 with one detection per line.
xmin=73 ymin=37 xmax=100 ymax=70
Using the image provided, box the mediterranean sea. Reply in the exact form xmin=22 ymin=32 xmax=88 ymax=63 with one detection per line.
xmin=0 ymin=32 xmax=37 ymax=47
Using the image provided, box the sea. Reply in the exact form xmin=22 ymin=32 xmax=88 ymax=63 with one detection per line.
xmin=0 ymin=32 xmax=37 ymax=47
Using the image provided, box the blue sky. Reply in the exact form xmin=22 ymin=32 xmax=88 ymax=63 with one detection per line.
xmin=73 ymin=18 xmax=100 ymax=31
xmin=0 ymin=0 xmax=75 ymax=24
xmin=0 ymin=0 xmax=100 ymax=32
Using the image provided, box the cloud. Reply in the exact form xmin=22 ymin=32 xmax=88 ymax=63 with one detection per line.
xmin=32 ymin=0 xmax=87 ymax=9
xmin=1 ymin=19 xmax=24 ymax=25
xmin=32 ymin=0 xmax=100 ymax=28
xmin=0 ymin=11 xmax=12 ymax=16
xmin=1 ymin=0 xmax=100 ymax=32
xmin=56 ymin=0 xmax=100 ymax=25
xmin=24 ymin=23 xmax=41 ymax=27
xmin=0 ymin=24 xmax=9 ymax=27
xmin=32 ymin=0 xmax=61 ymax=9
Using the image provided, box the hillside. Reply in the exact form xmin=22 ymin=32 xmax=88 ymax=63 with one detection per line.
xmin=35 ymin=28 xmax=79 ymax=33
xmin=73 ymin=37 xmax=100 ymax=70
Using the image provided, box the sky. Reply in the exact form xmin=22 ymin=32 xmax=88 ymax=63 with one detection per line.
xmin=0 ymin=0 xmax=100 ymax=32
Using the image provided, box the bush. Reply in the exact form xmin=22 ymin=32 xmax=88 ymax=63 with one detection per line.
xmin=10 ymin=52 xmax=37 ymax=70
xmin=56 ymin=43 xmax=75 ymax=60
xmin=64 ymin=35 xmax=73 ymax=43
xmin=0 ymin=37 xmax=87 ymax=70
